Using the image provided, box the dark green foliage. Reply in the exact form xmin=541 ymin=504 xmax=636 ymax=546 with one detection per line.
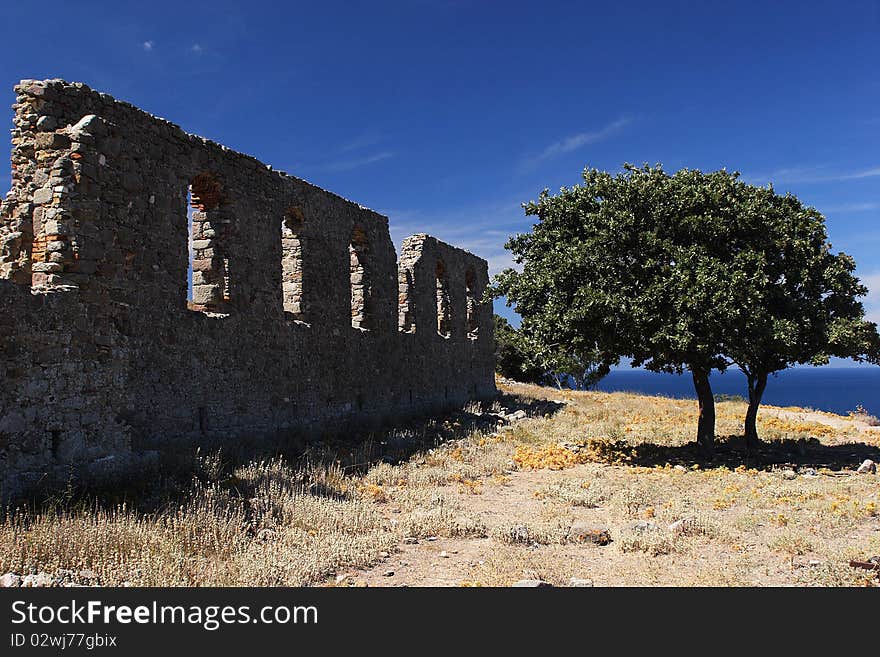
xmin=493 ymin=315 xmax=608 ymax=389
xmin=493 ymin=314 xmax=544 ymax=384
xmin=493 ymin=164 xmax=880 ymax=452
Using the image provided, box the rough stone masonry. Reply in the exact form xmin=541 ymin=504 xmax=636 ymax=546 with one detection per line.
xmin=0 ymin=79 xmax=495 ymax=500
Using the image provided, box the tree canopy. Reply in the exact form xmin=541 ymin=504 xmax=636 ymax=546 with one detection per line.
xmin=492 ymin=164 xmax=880 ymax=454
xmin=711 ymin=181 xmax=880 ymax=443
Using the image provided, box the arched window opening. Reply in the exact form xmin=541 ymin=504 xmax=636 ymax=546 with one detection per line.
xmin=281 ymin=205 xmax=305 ymax=321
xmin=188 ymin=172 xmax=230 ymax=315
xmin=466 ymin=267 xmax=480 ymax=339
xmin=29 ymin=198 xmax=73 ymax=290
xmin=349 ymin=225 xmax=371 ymax=330
xmin=436 ymin=259 xmax=450 ymax=337
xmin=186 ymin=190 xmax=194 ymax=302
xmin=398 ymin=269 xmax=415 ymax=333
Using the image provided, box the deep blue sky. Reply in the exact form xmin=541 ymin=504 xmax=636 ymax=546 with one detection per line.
xmin=1 ymin=1 xmax=878 ymax=354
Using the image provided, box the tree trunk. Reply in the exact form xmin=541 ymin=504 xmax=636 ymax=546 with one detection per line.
xmin=744 ymin=371 xmax=768 ymax=447
xmin=691 ymin=368 xmax=715 ymax=456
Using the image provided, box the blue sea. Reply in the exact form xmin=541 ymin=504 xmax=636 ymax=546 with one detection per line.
xmin=596 ymin=367 xmax=880 ymax=416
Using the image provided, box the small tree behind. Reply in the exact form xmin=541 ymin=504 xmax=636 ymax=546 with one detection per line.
xmin=540 ymin=347 xmax=608 ymax=390
xmin=493 ymin=314 xmax=608 ymax=389
xmin=493 ymin=314 xmax=544 ymax=384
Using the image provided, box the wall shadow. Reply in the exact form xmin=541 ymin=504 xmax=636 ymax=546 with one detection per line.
xmin=6 ymin=392 xmax=566 ymax=517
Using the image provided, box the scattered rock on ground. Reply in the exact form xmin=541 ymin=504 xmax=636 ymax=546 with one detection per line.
xmin=856 ymin=459 xmax=876 ymax=474
xmin=512 ymin=579 xmax=553 ymax=587
xmin=508 ymin=410 xmax=527 ymax=421
xmin=22 ymin=572 xmax=56 ymax=588
xmin=569 ymin=578 xmax=594 ymax=587
xmin=668 ymin=518 xmax=695 ymax=535
xmin=567 ymin=522 xmax=612 ymax=546
xmin=623 ymin=520 xmax=663 ymax=535
xmin=0 ymin=573 xmax=21 ymax=588
xmin=782 ymin=470 xmax=798 ymax=480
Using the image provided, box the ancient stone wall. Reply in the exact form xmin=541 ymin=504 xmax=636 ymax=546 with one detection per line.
xmin=0 ymin=79 xmax=495 ymax=499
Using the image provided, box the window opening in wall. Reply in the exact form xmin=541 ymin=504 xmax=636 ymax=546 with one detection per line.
xmin=187 ymin=190 xmax=194 ymax=302
xmin=30 ymin=209 xmax=46 ymax=285
xmin=436 ymin=259 xmax=450 ymax=337
xmin=187 ymin=172 xmax=230 ymax=315
xmin=29 ymin=197 xmax=73 ymax=290
xmin=281 ymin=206 xmax=305 ymax=320
xmin=398 ymin=269 xmax=415 ymax=333
xmin=466 ymin=267 xmax=480 ymax=339
xmin=349 ymin=225 xmax=371 ymax=330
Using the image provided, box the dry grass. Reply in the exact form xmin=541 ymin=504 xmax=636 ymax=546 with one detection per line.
xmin=0 ymin=459 xmax=398 ymax=586
xmin=0 ymin=397 xmax=523 ymax=587
xmin=450 ymin=383 xmax=880 ymax=587
xmin=2 ymin=381 xmax=879 ymax=587
xmin=849 ymin=405 xmax=880 ymax=427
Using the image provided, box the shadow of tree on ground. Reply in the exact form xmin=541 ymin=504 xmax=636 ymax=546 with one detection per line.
xmin=620 ymin=434 xmax=880 ymax=471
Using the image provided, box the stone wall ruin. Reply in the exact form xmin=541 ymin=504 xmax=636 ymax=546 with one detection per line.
xmin=0 ymin=79 xmax=495 ymax=499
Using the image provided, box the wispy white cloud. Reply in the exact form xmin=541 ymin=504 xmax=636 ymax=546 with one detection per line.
xmin=844 ymin=168 xmax=880 ymax=180
xmin=520 ymin=116 xmax=633 ymax=171
xmin=339 ymin=133 xmax=385 ymax=153
xmin=316 ymin=151 xmax=394 ymax=173
xmin=190 ymin=44 xmax=204 ymax=54
xmin=744 ymin=165 xmax=880 ymax=186
xmin=142 ymin=40 xmax=154 ymax=51
xmin=382 ymin=195 xmax=532 ymax=277
xmin=287 ymin=135 xmax=394 ymax=175
xmin=821 ymin=201 xmax=880 ymax=213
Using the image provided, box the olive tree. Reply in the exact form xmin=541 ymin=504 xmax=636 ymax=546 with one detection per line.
xmin=493 ymin=164 xmax=879 ymax=454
